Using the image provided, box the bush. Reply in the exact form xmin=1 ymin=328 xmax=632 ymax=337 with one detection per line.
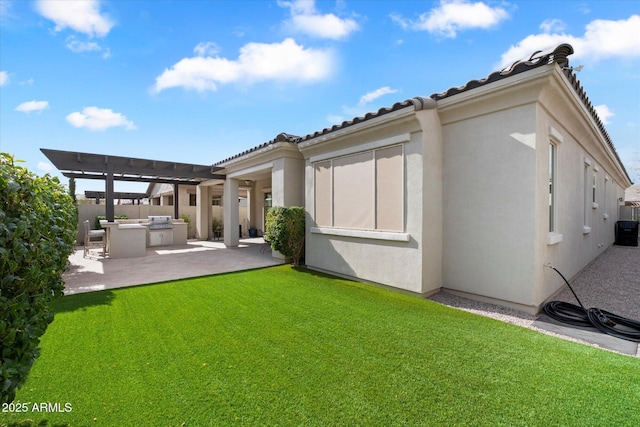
xmin=0 ymin=153 xmax=77 ymax=403
xmin=264 ymin=206 xmax=305 ymax=266
xmin=94 ymin=215 xmax=128 ymax=230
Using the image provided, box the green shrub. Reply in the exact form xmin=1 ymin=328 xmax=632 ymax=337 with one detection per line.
xmin=0 ymin=153 xmax=77 ymax=404
xmin=264 ymin=206 xmax=305 ymax=266
xmin=94 ymin=214 xmax=128 ymax=229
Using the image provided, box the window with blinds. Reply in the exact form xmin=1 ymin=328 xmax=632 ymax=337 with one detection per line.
xmin=313 ymin=145 xmax=404 ymax=232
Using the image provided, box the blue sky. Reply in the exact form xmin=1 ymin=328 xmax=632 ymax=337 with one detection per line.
xmin=1 ymin=0 xmax=639 ymax=196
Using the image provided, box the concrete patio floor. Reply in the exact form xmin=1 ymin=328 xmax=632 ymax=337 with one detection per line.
xmin=63 ymin=238 xmax=283 ymax=295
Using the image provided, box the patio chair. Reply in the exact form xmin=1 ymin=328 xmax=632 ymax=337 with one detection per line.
xmin=84 ymin=220 xmax=106 ymax=258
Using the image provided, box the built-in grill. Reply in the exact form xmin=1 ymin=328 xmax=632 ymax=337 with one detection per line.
xmin=148 ymin=215 xmax=173 ymax=230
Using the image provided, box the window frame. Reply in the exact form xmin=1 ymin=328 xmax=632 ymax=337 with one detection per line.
xmin=547 ymin=127 xmax=563 ymax=245
xmin=312 ymin=143 xmax=407 ymax=238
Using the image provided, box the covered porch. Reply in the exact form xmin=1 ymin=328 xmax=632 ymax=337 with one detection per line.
xmin=194 ymin=133 xmax=305 ymax=250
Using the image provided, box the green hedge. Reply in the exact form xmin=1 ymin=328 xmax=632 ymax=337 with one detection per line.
xmin=94 ymin=215 xmax=128 ymax=230
xmin=0 ymin=153 xmax=77 ymax=403
xmin=264 ymin=206 xmax=305 ymax=266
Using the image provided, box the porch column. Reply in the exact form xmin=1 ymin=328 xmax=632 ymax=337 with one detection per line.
xmin=247 ymin=181 xmax=257 ymax=232
xmin=271 ymin=157 xmax=304 ymax=207
xmin=195 ymin=184 xmax=211 ymax=240
xmin=223 ymin=178 xmax=240 ymax=247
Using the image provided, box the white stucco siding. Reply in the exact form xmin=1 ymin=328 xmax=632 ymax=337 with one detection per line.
xmin=442 ymin=104 xmax=538 ymax=307
xmin=303 ymin=113 xmax=427 ymax=294
xmin=536 ymin=83 xmax=631 ymax=306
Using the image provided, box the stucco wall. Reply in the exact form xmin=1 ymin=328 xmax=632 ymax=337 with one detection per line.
xmin=303 ymin=111 xmax=428 ymax=294
xmin=441 ymin=103 xmax=538 ymax=309
xmin=536 ymin=79 xmax=630 ymax=306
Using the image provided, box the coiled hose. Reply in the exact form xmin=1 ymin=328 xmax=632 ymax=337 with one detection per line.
xmin=543 ymin=266 xmax=640 ymax=342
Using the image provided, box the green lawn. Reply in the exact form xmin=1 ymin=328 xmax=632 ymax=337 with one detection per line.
xmin=2 ymin=266 xmax=639 ymax=426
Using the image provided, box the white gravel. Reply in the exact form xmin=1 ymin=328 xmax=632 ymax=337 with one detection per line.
xmin=429 ymin=245 xmax=640 ymax=358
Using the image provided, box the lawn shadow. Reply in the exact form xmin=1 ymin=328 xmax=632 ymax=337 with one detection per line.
xmin=52 ymin=289 xmax=115 ymax=314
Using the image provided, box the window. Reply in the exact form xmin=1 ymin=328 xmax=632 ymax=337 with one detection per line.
xmin=603 ymin=176 xmax=609 ymax=219
xmin=314 ymin=145 xmax=404 ymax=232
xmin=212 ymin=198 xmax=221 ymax=206
xmin=583 ymin=158 xmax=591 ymax=234
xmin=314 ymin=162 xmax=332 ymax=227
xmin=592 ymin=173 xmax=597 ymax=207
xmin=547 ymin=127 xmax=563 ymax=245
xmin=548 ymin=143 xmax=556 ymax=233
xmin=189 ymin=193 xmax=197 ymax=206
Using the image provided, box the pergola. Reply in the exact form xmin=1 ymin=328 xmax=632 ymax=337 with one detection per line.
xmin=41 ymin=148 xmax=225 ymax=221
xmin=84 ymin=191 xmax=148 ymax=205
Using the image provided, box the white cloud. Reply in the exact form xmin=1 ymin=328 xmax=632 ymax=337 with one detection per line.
xmin=329 ymin=86 xmax=401 ymax=125
xmin=359 ymin=87 xmax=399 ymax=105
xmin=65 ymin=36 xmax=111 ymax=58
xmin=582 ymin=15 xmax=640 ymax=59
xmin=35 ymin=0 xmax=114 ymax=37
xmin=37 ymin=162 xmax=53 ymax=172
xmin=498 ymin=15 xmax=640 ymax=69
xmin=15 ymin=100 xmax=49 ymax=113
xmin=279 ymin=0 xmax=359 ymax=40
xmin=66 ymin=107 xmax=136 ymax=131
xmin=66 ymin=36 xmax=101 ymax=53
xmin=194 ymin=42 xmax=221 ymax=57
xmin=393 ymin=0 xmax=509 ymax=38
xmin=0 ymin=71 xmax=8 ymax=86
xmin=153 ymin=38 xmax=334 ymax=93
xmin=540 ymin=19 xmax=566 ymax=34
xmin=594 ymin=105 xmax=614 ymax=125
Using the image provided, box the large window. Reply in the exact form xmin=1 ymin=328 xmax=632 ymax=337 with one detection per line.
xmin=314 ymin=145 xmax=404 ymax=232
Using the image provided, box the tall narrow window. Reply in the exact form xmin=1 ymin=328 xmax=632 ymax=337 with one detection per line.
xmin=548 ymin=143 xmax=556 ymax=232
xmin=592 ymin=172 xmax=597 ymax=204
xmin=375 ymin=145 xmax=403 ymax=231
xmin=583 ymin=158 xmax=591 ymax=234
xmin=603 ymin=176 xmax=609 ymax=219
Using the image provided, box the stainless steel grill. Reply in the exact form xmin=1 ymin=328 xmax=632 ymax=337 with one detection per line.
xmin=148 ymin=215 xmax=173 ymax=230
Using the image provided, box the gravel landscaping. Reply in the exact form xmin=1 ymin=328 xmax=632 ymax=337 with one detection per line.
xmin=429 ymin=244 xmax=640 ymax=357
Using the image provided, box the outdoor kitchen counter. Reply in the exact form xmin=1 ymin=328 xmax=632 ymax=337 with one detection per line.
xmin=100 ymin=221 xmax=147 ymax=259
xmin=99 ymin=219 xmax=188 ymax=258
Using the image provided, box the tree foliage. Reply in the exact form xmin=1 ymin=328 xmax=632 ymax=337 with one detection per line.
xmin=264 ymin=206 xmax=305 ymax=266
xmin=0 ymin=153 xmax=77 ymax=403
xmin=68 ymin=177 xmax=77 ymax=205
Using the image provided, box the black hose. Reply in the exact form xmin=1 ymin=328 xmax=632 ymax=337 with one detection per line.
xmin=543 ymin=266 xmax=640 ymax=343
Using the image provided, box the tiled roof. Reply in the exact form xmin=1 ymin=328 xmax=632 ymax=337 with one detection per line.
xmin=297 ymin=97 xmax=436 ymax=142
xmin=213 ymin=43 xmax=630 ymax=183
xmin=296 ymin=45 xmax=574 ymax=144
xmin=214 ymin=132 xmax=300 ymax=165
xmin=430 ymin=43 xmax=573 ymax=100
xmin=563 ymin=69 xmax=630 ymax=182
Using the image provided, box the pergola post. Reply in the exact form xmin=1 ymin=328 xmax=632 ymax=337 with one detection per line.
xmin=174 ymin=184 xmax=179 ymax=219
xmin=105 ymin=162 xmax=115 ymax=222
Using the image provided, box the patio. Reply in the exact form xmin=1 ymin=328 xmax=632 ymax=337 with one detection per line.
xmin=63 ymin=237 xmax=282 ymax=295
